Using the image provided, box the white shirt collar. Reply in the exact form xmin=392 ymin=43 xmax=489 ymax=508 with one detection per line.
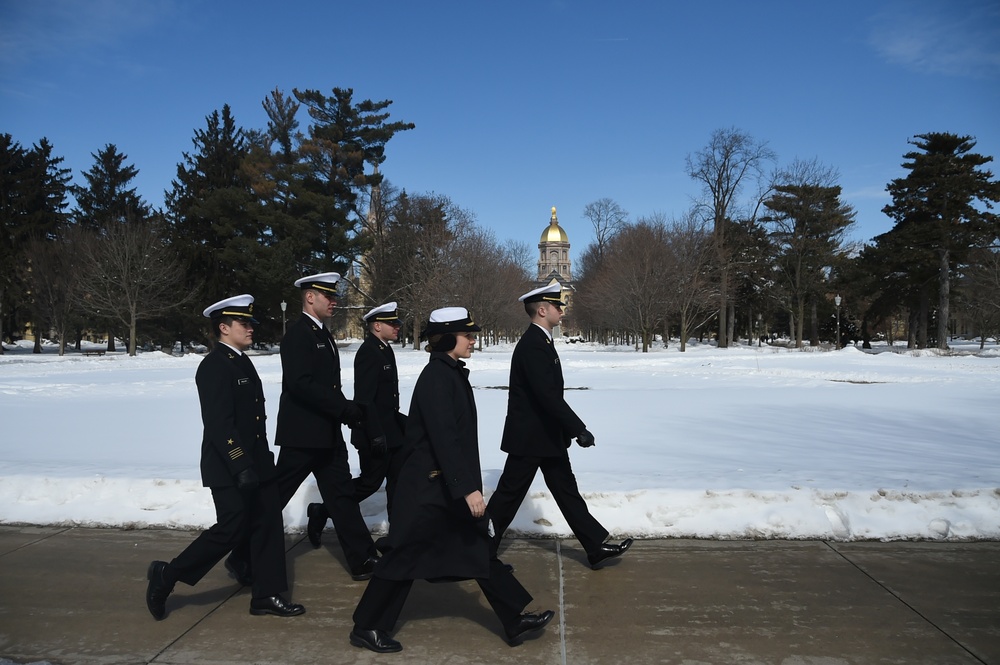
xmin=219 ymin=341 xmax=243 ymax=356
xmin=532 ymin=322 xmax=553 ymax=341
xmin=303 ymin=311 xmax=324 ymax=328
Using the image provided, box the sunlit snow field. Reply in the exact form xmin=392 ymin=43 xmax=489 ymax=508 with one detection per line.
xmin=2 ymin=337 xmax=998 ymax=542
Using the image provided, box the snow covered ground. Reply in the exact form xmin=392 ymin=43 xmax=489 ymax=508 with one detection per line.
xmin=1 ymin=337 xmax=998 ymax=542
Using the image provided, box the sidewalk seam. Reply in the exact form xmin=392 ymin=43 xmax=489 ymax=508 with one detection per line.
xmin=823 ymin=541 xmax=990 ymax=665
xmin=557 ymin=539 xmax=567 ymax=665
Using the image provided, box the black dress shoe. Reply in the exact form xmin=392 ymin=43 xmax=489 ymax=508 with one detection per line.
xmin=249 ymin=594 xmax=306 ymax=617
xmin=505 ymin=609 xmax=555 ymax=644
xmin=306 ymin=502 xmax=327 ymax=548
xmin=350 ymin=627 xmax=402 ymax=653
xmin=145 ymin=560 xmax=175 ymax=621
xmin=587 ymin=537 xmax=634 ymax=569
xmin=350 ymin=555 xmax=380 ymax=581
xmin=224 ymin=556 xmax=253 ymax=586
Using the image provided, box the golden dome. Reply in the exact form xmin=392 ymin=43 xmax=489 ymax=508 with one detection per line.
xmin=540 ymin=206 xmax=569 ymax=244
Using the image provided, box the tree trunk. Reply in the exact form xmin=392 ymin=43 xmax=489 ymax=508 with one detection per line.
xmin=727 ymin=301 xmax=735 ymax=348
xmin=809 ymin=299 xmax=819 ymax=347
xmin=937 ymin=248 xmax=950 ymax=350
xmin=717 ymin=265 xmax=729 ymax=347
xmin=795 ymin=300 xmax=805 ymax=348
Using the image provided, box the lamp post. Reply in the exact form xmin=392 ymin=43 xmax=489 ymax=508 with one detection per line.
xmin=834 ymin=295 xmax=841 ymax=350
xmin=280 ymin=300 xmax=287 ymax=336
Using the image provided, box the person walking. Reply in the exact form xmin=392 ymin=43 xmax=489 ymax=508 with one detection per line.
xmin=306 ymin=301 xmax=408 ymax=541
xmin=349 ymin=307 xmax=554 ymax=653
xmin=486 ymin=283 xmax=633 ymax=569
xmin=145 ymin=295 xmax=305 ymax=620
xmin=228 ymin=272 xmax=379 ymax=582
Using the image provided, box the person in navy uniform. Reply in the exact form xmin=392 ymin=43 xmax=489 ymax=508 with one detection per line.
xmin=307 ymin=302 xmax=408 ymax=543
xmin=486 ymin=283 xmax=633 ymax=569
xmin=145 ymin=295 xmax=305 ymax=621
xmin=268 ymin=272 xmax=378 ymax=580
xmin=349 ymin=307 xmax=554 ymax=654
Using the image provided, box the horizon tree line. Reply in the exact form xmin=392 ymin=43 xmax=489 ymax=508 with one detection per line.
xmin=3 ymin=100 xmax=999 ymax=354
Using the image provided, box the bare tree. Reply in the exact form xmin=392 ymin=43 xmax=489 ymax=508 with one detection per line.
xmin=664 ymin=212 xmax=718 ymax=352
xmin=583 ymin=198 xmax=628 ymax=260
xmin=686 ymin=128 xmax=775 ymax=347
xmin=589 ymin=216 xmax=673 ymax=352
xmin=959 ymin=247 xmax=1000 ymax=348
xmin=77 ymin=218 xmax=192 ymax=356
xmin=20 ymin=234 xmax=82 ymax=355
xmin=452 ymin=226 xmax=531 ymax=346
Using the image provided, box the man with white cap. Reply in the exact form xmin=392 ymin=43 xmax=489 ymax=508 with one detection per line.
xmin=272 ymin=272 xmax=379 ymax=579
xmin=145 ymin=295 xmax=305 ymax=620
xmin=486 ymin=283 xmax=633 ymax=569
xmin=306 ymin=301 xmax=408 ymax=541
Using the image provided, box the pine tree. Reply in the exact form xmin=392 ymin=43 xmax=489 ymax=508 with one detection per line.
xmin=883 ymin=133 xmax=1000 ymax=349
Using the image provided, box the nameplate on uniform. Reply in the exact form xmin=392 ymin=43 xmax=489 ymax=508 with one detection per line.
xmin=238 ymin=378 xmax=250 ymax=385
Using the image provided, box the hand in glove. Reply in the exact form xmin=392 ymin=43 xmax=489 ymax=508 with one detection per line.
xmin=235 ymin=467 xmax=259 ymax=491
xmin=342 ymin=402 xmax=363 ymax=427
xmin=576 ymin=429 xmax=596 ymax=448
xmin=370 ymin=435 xmax=388 ymax=457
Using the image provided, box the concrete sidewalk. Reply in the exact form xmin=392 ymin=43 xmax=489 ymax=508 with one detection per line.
xmin=0 ymin=526 xmax=997 ymax=665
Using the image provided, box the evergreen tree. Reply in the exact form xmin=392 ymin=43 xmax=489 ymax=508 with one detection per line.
xmin=765 ymin=182 xmax=855 ymax=347
xmin=0 ymin=137 xmax=72 ymax=352
xmin=165 ymin=105 xmax=261 ymax=343
xmin=292 ymin=87 xmax=414 ymax=275
xmin=883 ymin=133 xmax=1000 ymax=349
xmin=72 ymin=144 xmax=149 ymax=230
xmin=0 ymin=134 xmax=31 ymax=350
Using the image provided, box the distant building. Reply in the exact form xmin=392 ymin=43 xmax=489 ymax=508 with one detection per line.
xmin=536 ymin=206 xmax=575 ymax=335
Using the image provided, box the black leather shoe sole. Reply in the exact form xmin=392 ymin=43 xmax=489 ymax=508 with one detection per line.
xmin=249 ymin=597 xmax=306 ymax=617
xmin=350 ymin=628 xmax=402 ymax=653
xmin=505 ymin=609 xmax=555 ymax=644
xmin=145 ymin=560 xmax=173 ymax=621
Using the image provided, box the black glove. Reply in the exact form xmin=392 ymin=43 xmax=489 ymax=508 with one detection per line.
xmin=342 ymin=402 xmax=363 ymax=426
xmin=235 ymin=467 xmax=259 ymax=491
xmin=370 ymin=435 xmax=387 ymax=457
xmin=576 ymin=429 xmax=596 ymax=448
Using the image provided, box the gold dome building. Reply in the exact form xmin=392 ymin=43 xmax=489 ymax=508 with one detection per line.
xmin=535 ymin=207 xmax=575 ymax=333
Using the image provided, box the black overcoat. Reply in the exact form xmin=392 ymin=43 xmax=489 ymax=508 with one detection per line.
xmin=375 ymin=352 xmax=490 ymax=581
xmin=350 ymin=333 xmax=406 ymax=450
xmin=195 ymin=344 xmax=275 ymax=487
xmin=500 ymin=324 xmax=585 ymax=457
xmin=274 ymin=314 xmax=352 ymax=448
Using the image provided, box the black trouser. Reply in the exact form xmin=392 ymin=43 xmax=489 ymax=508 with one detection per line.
xmin=352 ymin=445 xmax=409 ymax=520
xmin=231 ymin=444 xmax=376 ymax=571
xmin=274 ymin=445 xmax=375 ymax=568
xmin=168 ymin=482 xmax=286 ymax=599
xmin=487 ymin=453 xmax=609 ymax=556
xmin=352 ymin=559 xmax=532 ymax=633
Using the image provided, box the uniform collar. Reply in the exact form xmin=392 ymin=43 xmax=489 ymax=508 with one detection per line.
xmin=218 ymin=341 xmax=244 ymax=356
xmin=531 ymin=322 xmax=553 ymax=341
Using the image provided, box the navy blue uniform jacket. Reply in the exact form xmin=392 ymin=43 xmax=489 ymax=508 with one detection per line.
xmin=195 ymin=344 xmax=275 ymax=487
xmin=350 ymin=332 xmax=406 ymax=450
xmin=274 ymin=314 xmax=352 ymax=448
xmin=500 ymin=324 xmax=585 ymax=457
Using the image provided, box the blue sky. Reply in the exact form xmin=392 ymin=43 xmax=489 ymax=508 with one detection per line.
xmin=3 ymin=0 xmax=998 ymax=259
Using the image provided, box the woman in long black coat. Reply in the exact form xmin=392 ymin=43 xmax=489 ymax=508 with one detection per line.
xmin=349 ymin=307 xmax=554 ymax=654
